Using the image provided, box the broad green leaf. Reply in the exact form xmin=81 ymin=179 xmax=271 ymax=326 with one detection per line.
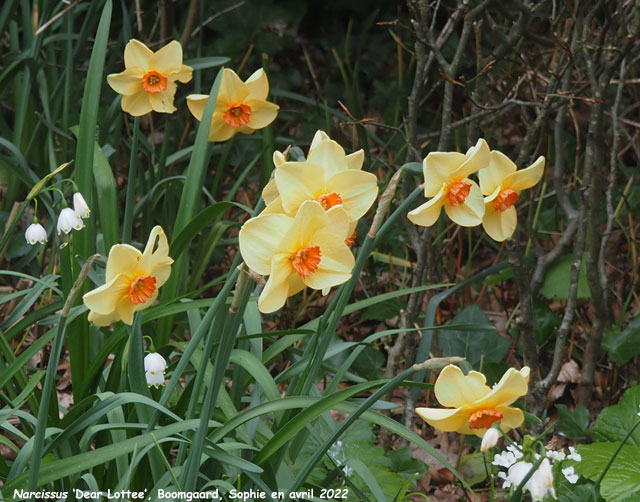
xmin=602 ymin=316 xmax=640 ymax=364
xmin=575 ymin=442 xmax=640 ymax=501
xmin=542 ymin=254 xmax=591 ymax=300
xmin=557 ymin=404 xmax=590 ymax=440
xmin=592 ymin=386 xmax=640 ymax=445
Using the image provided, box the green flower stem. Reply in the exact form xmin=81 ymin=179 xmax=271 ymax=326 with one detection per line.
xmin=28 ymin=254 xmax=98 ymax=491
xmin=122 ymin=116 xmax=139 ymax=243
xmin=0 ymin=200 xmax=27 ymax=261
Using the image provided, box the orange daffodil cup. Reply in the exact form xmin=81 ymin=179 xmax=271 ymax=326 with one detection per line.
xmin=479 ymin=151 xmax=545 ymax=242
xmin=187 ymin=68 xmax=279 ymax=142
xmin=83 ymin=226 xmax=173 ymax=326
xmin=416 ymin=364 xmax=530 ymax=437
xmin=408 ymin=138 xmax=489 ymax=228
xmin=107 ymin=40 xmax=193 ymax=116
xmin=239 ymin=200 xmax=355 ymax=313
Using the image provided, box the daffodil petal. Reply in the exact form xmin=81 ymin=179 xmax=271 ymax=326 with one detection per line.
xmin=444 ymin=180 xmax=484 ymax=226
xmin=175 ymin=64 xmax=193 ymax=83
xmin=326 ymin=169 xmax=378 ymax=221
xmin=478 ymin=151 xmax=517 ymax=195
xmin=503 ymin=155 xmax=545 ymax=191
xmin=482 ymin=204 xmax=517 ymax=242
xmin=423 ymin=152 xmax=466 ymax=197
xmin=218 ymin=68 xmax=249 ymax=106
xmin=309 ymin=130 xmax=331 ymax=151
xmin=455 ymin=138 xmax=490 ymax=180
xmin=107 ymin=69 xmax=143 ymax=96
xmin=186 ymin=94 xmax=207 ymax=121
xmin=262 ymin=178 xmax=279 ymax=205
xmin=434 ymin=365 xmax=491 ymax=408
xmin=83 ymin=273 xmax=129 ymax=315
xmin=279 ymin=200 xmax=329 ymax=253
xmin=303 ymin=238 xmax=354 ymax=291
xmin=275 ymin=162 xmax=322 ymax=216
xmin=239 ymin=213 xmax=292 ymax=275
xmin=496 ymin=405 xmax=525 ymax=431
xmin=138 ymin=225 xmax=173 ymax=287
xmin=245 ymin=68 xmax=269 ymax=100
xmin=124 ymin=39 xmax=153 ymax=70
xmin=121 ymin=91 xmax=153 ymax=116
xmin=482 ymin=367 xmax=530 ymax=409
xmin=245 ymin=99 xmax=279 ymax=129
xmin=415 ymin=407 xmax=471 ymax=432
xmin=273 ymin=151 xmax=286 ymax=167
xmin=105 ymin=244 xmax=141 ymax=282
xmin=258 ymin=255 xmax=293 ymax=314
xmin=208 ymin=111 xmax=237 ymax=142
xmin=148 ymin=83 xmax=177 ymax=114
xmin=260 ymin=196 xmax=285 ymax=215
xmin=407 ymin=185 xmax=445 ymax=227
xmin=149 ymin=40 xmax=183 ymax=75
xmin=345 ymin=149 xmax=364 ymax=170
xmin=307 ymin=140 xmax=348 ymax=180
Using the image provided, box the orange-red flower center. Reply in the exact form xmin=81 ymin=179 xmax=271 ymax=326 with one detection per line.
xmin=468 ymin=409 xmax=503 ymax=429
xmin=345 ymin=231 xmax=357 ymax=248
xmin=224 ymin=104 xmax=252 ymax=128
xmin=290 ymin=246 xmax=322 ymax=279
xmin=142 ymin=71 xmax=168 ymax=93
xmin=493 ymin=189 xmax=519 ymax=212
xmin=129 ymin=275 xmax=157 ymax=305
xmin=447 ymin=180 xmax=472 ymax=207
xmin=317 ymin=192 xmax=343 ymax=210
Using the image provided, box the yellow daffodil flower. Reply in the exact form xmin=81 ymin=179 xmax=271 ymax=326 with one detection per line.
xmin=187 ymin=68 xmax=279 ymax=142
xmin=416 ymin=364 xmax=530 ymax=437
xmin=83 ymin=226 xmax=173 ymax=326
xmin=261 ymin=130 xmax=376 ymax=222
xmin=107 ymin=39 xmax=193 ymax=116
xmin=408 ymin=138 xmax=490 ymax=227
xmin=239 ymin=200 xmax=354 ymax=313
xmin=478 ymin=151 xmax=545 ymax=241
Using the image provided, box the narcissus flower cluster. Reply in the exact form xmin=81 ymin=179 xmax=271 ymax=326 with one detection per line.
xmin=239 ymin=131 xmax=378 ymax=313
xmin=408 ymin=138 xmax=545 ymax=241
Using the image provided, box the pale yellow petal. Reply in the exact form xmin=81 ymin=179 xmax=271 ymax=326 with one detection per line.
xmin=326 ymin=169 xmax=378 ymax=221
xmin=481 ymin=367 xmax=530 ymax=409
xmin=121 ymin=91 xmax=153 ymax=116
xmin=275 ymin=162 xmax=323 ymax=216
xmin=454 ymin=138 xmax=490 ymax=180
xmin=260 ymin=196 xmax=285 ymax=215
xmin=239 ymin=214 xmax=292 ymax=275
xmin=208 ymin=112 xmax=237 ymax=142
xmin=83 ymin=274 xmax=129 ymax=316
xmin=443 ymin=180 xmax=484 ymax=226
xmin=503 ymin=156 xmax=545 ymax=191
xmin=423 ymin=152 xmax=465 ymax=197
xmin=138 ymin=226 xmax=173 ymax=287
xmin=407 ymin=185 xmax=446 ymax=227
xmin=105 ymin=244 xmax=141 ymax=282
xmin=479 ymin=151 xmax=517 ymax=195
xmin=273 ymin=151 xmax=286 ymax=167
xmin=186 ymin=94 xmax=207 ymax=121
xmin=325 ymin=206 xmax=352 ymax=240
xmin=309 ymin=130 xmax=331 ymax=151
xmin=258 ymin=255 xmax=293 ymax=313
xmin=304 ymin=225 xmax=354 ymax=290
xmin=124 ymin=39 xmax=153 ymax=70
xmin=279 ymin=200 xmax=329 ymax=253
xmin=482 ymin=204 xmax=517 ymax=242
xmin=307 ymin=140 xmax=348 ymax=180
xmin=149 ymin=40 xmax=183 ymax=75
xmin=132 ymin=286 xmax=159 ymax=318
xmin=107 ymin=69 xmax=143 ymax=96
xmin=218 ymin=68 xmax=249 ymax=106
xmin=148 ymin=82 xmax=177 ymax=114
xmin=345 ymin=149 xmax=364 ymax=170
xmin=245 ymin=99 xmax=279 ymax=129
xmin=262 ymin=178 xmax=279 ymax=205
xmin=434 ymin=365 xmax=491 ymax=408
xmin=496 ymin=406 xmax=525 ymax=431
xmin=416 ymin=407 xmax=471 ymax=433
xmin=174 ymin=64 xmax=193 ymax=83
xmin=245 ymin=68 xmax=269 ymax=100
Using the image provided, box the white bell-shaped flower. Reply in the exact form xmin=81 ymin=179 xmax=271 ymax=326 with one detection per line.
xmin=25 ymin=222 xmax=48 ymax=245
xmin=481 ymin=427 xmax=500 ymax=452
xmin=73 ymin=192 xmax=91 ymax=219
xmin=144 ymin=352 xmax=167 ymax=388
xmin=57 ymin=207 xmax=84 ymax=234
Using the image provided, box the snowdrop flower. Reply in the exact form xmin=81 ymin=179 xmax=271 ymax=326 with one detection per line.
xmin=481 ymin=427 xmax=500 ymax=451
xmin=57 ymin=207 xmax=84 ymax=234
xmin=144 ymin=352 xmax=167 ymax=388
xmin=25 ymin=222 xmax=47 ymax=245
xmin=505 ymin=461 xmax=533 ymax=488
xmin=567 ymin=446 xmax=582 ymax=462
xmin=73 ymin=192 xmax=91 ymax=219
xmin=562 ymin=466 xmax=579 ymax=484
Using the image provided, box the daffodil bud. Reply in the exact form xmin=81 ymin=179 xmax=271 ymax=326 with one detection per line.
xmin=480 ymin=426 xmax=500 ymax=451
xmin=25 ymin=222 xmax=47 ymax=245
xmin=57 ymin=207 xmax=84 ymax=234
xmin=73 ymin=192 xmax=91 ymax=219
xmin=144 ymin=352 xmax=167 ymax=388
